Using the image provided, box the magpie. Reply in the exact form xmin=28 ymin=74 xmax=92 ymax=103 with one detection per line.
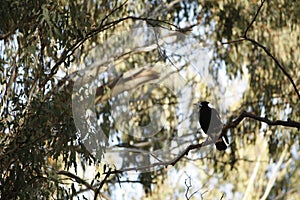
xmin=198 ymin=101 xmax=228 ymax=151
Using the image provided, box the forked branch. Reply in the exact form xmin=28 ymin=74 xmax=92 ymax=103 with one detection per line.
xmin=106 ymin=111 xmax=300 ymax=174
xmin=222 ymin=0 xmax=300 ymax=99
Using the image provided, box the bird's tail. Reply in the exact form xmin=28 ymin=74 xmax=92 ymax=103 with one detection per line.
xmin=215 ymin=135 xmax=229 ymax=151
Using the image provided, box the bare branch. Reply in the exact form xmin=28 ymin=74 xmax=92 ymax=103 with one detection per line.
xmin=105 ymin=140 xmax=215 ymax=174
xmin=221 ymin=111 xmax=300 ymax=137
xmin=243 ymin=37 xmax=300 ymax=100
xmin=244 ymin=0 xmax=266 ymax=37
xmin=220 ymin=193 xmax=225 ymax=200
xmin=185 ymin=173 xmax=192 ymax=200
xmin=184 ymin=172 xmax=203 ymax=200
xmin=222 ymin=0 xmax=300 ymax=100
xmin=106 ymin=110 xmax=300 ymax=174
xmin=98 ymin=0 xmax=129 ymax=28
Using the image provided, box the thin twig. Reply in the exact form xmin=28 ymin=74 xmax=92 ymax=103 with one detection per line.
xmin=184 ymin=172 xmax=202 ymax=200
xmin=243 ymin=37 xmax=300 ymax=100
xmin=244 ymin=0 xmax=266 ymax=37
xmin=185 ymin=173 xmax=192 ymax=200
xmin=220 ymin=193 xmax=225 ymax=200
xmin=94 ymin=168 xmax=112 ymax=200
xmin=98 ymin=0 xmax=129 ymax=28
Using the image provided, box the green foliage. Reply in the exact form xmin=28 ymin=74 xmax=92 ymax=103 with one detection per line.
xmin=1 ymin=0 xmax=300 ymax=199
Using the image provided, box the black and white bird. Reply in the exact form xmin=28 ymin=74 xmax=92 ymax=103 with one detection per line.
xmin=198 ymin=101 xmax=228 ymax=151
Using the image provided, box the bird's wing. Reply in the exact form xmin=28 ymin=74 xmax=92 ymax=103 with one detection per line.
xmin=207 ymin=108 xmax=223 ymax=136
xmin=211 ymin=108 xmax=222 ymax=122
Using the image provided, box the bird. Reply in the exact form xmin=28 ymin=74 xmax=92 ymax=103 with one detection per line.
xmin=198 ymin=101 xmax=228 ymax=151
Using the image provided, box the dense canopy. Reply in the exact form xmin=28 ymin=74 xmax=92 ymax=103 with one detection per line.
xmin=1 ymin=0 xmax=299 ymax=199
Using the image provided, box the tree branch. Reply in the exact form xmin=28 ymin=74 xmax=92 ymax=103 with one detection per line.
xmin=244 ymin=0 xmax=266 ymax=37
xmin=105 ymin=140 xmax=215 ymax=174
xmin=222 ymin=0 xmax=300 ymax=100
xmin=260 ymin=145 xmax=288 ymax=200
xmin=57 ymin=169 xmax=112 ymax=199
xmin=39 ymin=16 xmax=181 ymax=90
xmin=57 ymin=170 xmax=94 ymax=191
xmin=0 ymin=26 xmax=18 ymax=40
xmin=243 ymin=37 xmax=300 ymax=100
xmin=106 ymin=110 xmax=300 ymax=174
xmin=221 ymin=111 xmax=300 ymax=137
xmin=94 ymin=168 xmax=112 ymax=200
